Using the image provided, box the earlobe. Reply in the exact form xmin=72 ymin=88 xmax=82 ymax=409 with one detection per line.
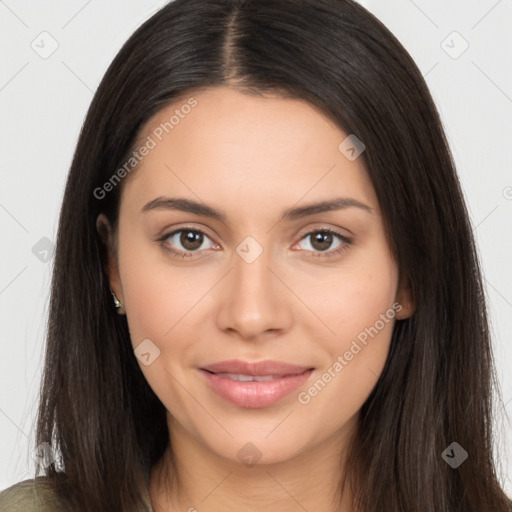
xmin=395 ymin=299 xmax=415 ymax=320
xmin=96 ymin=213 xmax=125 ymax=313
xmin=395 ymin=278 xmax=416 ymax=320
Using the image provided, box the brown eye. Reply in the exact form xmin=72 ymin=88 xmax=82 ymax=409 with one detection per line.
xmin=179 ymin=230 xmax=204 ymax=251
xmin=160 ymin=228 xmax=216 ymax=256
xmin=298 ymin=230 xmax=342 ymax=252
xmin=309 ymin=232 xmax=335 ymax=251
xmin=295 ymin=229 xmax=352 ymax=259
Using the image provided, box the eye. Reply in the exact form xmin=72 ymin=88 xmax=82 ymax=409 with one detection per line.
xmin=294 ymin=229 xmax=352 ymax=258
xmin=157 ymin=226 xmax=352 ymax=260
xmin=158 ymin=228 xmax=218 ymax=258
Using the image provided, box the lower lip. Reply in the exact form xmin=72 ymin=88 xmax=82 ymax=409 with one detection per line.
xmin=199 ymin=368 xmax=314 ymax=408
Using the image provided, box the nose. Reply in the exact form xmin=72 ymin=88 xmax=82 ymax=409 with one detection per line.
xmin=215 ymin=242 xmax=293 ymax=341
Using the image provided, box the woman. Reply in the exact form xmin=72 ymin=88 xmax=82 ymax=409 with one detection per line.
xmin=1 ymin=0 xmax=510 ymax=510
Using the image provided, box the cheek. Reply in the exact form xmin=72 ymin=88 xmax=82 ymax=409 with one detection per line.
xmin=117 ymin=238 xmax=209 ymax=412
xmin=330 ymin=269 xmax=397 ymax=350
xmin=117 ymin=234 xmax=201 ymax=349
xmin=296 ymin=250 xmax=398 ymax=422
xmin=118 ymin=244 xmax=200 ymax=420
xmin=304 ymin=241 xmax=398 ymax=350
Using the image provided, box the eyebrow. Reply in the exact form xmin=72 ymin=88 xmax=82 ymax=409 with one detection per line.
xmin=141 ymin=196 xmax=374 ymax=222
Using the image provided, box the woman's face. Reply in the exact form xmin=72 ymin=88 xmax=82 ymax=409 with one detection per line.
xmin=99 ymin=86 xmax=413 ymax=467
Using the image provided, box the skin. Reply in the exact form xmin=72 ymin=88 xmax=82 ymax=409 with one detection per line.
xmin=97 ymin=86 xmax=415 ymax=512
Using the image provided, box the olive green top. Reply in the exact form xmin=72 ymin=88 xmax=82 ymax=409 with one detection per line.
xmin=0 ymin=477 xmax=153 ymax=511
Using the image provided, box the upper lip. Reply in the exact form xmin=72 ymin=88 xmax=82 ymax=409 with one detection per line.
xmin=200 ymin=359 xmax=313 ymax=376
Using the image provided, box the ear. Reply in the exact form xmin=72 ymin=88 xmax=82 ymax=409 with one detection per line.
xmin=394 ymin=274 xmax=416 ymax=320
xmin=96 ymin=213 xmax=124 ymax=311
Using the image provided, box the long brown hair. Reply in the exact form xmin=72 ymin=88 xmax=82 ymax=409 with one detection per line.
xmin=35 ymin=0 xmax=512 ymax=510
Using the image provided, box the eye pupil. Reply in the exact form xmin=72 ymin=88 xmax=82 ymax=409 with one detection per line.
xmin=311 ymin=232 xmax=333 ymax=251
xmin=180 ymin=230 xmax=203 ymax=250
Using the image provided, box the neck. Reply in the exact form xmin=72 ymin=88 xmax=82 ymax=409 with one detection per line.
xmin=149 ymin=414 xmax=357 ymax=512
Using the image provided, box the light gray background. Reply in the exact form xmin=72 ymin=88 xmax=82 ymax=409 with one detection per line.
xmin=1 ymin=0 xmax=511 ymax=496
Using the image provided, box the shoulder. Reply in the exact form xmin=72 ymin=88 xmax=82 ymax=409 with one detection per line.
xmin=0 ymin=477 xmax=63 ymax=512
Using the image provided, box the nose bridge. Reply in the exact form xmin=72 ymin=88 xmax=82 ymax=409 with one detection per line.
xmin=231 ymin=236 xmax=278 ymax=306
xmin=215 ymin=235 xmax=291 ymax=338
xmin=233 ymin=239 xmax=273 ymax=294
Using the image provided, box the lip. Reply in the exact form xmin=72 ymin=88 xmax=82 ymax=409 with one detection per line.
xmin=201 ymin=359 xmax=312 ymax=376
xmin=199 ymin=359 xmax=314 ymax=408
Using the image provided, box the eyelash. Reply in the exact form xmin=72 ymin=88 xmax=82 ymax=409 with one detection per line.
xmin=157 ymin=227 xmax=353 ymax=260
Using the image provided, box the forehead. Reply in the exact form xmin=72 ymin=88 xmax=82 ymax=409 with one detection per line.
xmin=120 ymin=86 xmax=378 ymax=215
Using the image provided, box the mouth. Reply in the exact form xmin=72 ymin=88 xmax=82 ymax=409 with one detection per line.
xmin=198 ymin=359 xmax=315 ymax=408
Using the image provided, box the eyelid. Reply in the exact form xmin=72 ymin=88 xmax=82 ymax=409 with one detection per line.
xmin=158 ymin=223 xmax=219 ymax=242
xmin=294 ymin=222 xmax=352 ymax=240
